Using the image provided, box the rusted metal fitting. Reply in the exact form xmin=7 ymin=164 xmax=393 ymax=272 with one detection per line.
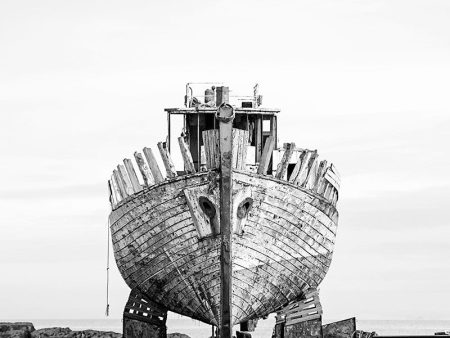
xmin=215 ymin=103 xmax=235 ymax=123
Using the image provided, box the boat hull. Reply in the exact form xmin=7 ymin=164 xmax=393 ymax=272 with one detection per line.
xmin=109 ymin=170 xmax=338 ymax=326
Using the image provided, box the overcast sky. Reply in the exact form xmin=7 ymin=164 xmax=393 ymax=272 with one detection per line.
xmin=1 ymin=0 xmax=449 ymax=323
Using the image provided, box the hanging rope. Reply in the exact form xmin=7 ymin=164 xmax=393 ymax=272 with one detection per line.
xmin=105 ymin=218 xmax=110 ymax=316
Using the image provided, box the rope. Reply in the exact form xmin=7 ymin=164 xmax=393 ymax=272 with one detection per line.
xmin=105 ymin=218 xmax=110 ymax=316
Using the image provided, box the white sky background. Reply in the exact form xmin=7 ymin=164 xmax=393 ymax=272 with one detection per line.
xmin=1 ymin=0 xmax=449 ymax=322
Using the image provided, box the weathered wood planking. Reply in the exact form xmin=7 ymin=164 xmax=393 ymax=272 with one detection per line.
xmin=202 ymin=129 xmax=220 ymax=170
xmin=134 ymin=151 xmax=155 ymax=186
xmin=157 ymin=142 xmax=177 ymax=178
xmin=124 ymin=158 xmax=142 ymax=193
xmin=143 ymin=147 xmax=164 ymax=183
xmin=257 ymin=135 xmax=275 ymax=175
xmin=118 ymin=164 xmax=135 ymax=196
xmin=109 ymin=170 xmax=338 ymax=326
xmin=178 ymin=136 xmax=196 ymax=174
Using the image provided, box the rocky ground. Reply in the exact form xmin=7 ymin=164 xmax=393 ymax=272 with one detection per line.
xmin=0 ymin=323 xmax=191 ymax=338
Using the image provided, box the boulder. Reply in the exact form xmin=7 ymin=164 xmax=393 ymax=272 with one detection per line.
xmin=0 ymin=323 xmax=35 ymax=338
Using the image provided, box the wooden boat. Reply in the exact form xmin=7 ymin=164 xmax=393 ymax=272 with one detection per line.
xmin=107 ymin=84 xmax=340 ymax=337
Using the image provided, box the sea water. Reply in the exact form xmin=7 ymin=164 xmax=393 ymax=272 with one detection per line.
xmin=25 ymin=317 xmax=450 ymax=337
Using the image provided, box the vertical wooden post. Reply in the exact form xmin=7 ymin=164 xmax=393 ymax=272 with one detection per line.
xmin=217 ymin=103 xmax=234 ymax=338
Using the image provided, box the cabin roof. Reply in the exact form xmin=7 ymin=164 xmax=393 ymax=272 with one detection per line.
xmin=164 ymin=107 xmax=280 ymax=115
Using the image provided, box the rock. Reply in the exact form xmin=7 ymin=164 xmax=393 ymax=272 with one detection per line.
xmin=0 ymin=323 xmax=35 ymax=338
xmin=167 ymin=334 xmax=191 ymax=338
xmin=30 ymin=328 xmax=121 ymax=338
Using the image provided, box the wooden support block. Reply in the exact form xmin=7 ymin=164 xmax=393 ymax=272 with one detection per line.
xmin=157 ymin=142 xmax=177 ymax=178
xmin=143 ymin=147 xmax=164 ymax=183
xmin=257 ymin=135 xmax=275 ymax=175
xmin=113 ymin=168 xmax=128 ymax=198
xmin=255 ymin=116 xmax=262 ymax=162
xmin=178 ymin=136 xmax=196 ymax=173
xmin=275 ymin=142 xmax=295 ymax=179
xmin=134 ymin=151 xmax=155 ymax=186
xmin=117 ymin=164 xmax=134 ymax=196
xmin=322 ymin=317 xmax=356 ymax=338
xmin=123 ymin=158 xmax=142 ymax=193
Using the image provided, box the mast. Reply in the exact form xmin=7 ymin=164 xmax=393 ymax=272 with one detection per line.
xmin=217 ymin=102 xmax=234 ymax=338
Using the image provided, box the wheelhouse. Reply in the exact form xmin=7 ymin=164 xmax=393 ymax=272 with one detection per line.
xmin=165 ymin=83 xmax=280 ymax=173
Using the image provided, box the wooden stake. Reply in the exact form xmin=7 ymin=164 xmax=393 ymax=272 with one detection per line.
xmin=117 ymin=164 xmax=134 ymax=196
xmin=123 ymin=158 xmax=142 ymax=193
xmin=178 ymin=136 xmax=196 ymax=174
xmin=134 ymin=151 xmax=155 ymax=186
xmin=143 ymin=147 xmax=164 ymax=183
xmin=113 ymin=169 xmax=128 ymax=198
xmin=157 ymin=142 xmax=177 ymax=178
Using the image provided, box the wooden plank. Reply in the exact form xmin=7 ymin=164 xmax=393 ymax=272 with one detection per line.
xmin=289 ymin=150 xmax=306 ymax=183
xmin=117 ymin=164 xmax=134 ymax=196
xmin=178 ymin=136 xmax=196 ymax=174
xmin=202 ymin=130 xmax=211 ymax=169
xmin=110 ymin=173 xmax=123 ymax=202
xmin=235 ymin=129 xmax=248 ymax=170
xmin=275 ymin=142 xmax=295 ymax=180
xmin=143 ymin=147 xmax=164 ymax=183
xmin=304 ymin=154 xmax=319 ymax=189
xmin=313 ymin=160 xmax=327 ymax=192
xmin=123 ymin=158 xmax=142 ymax=193
xmin=286 ymin=313 xmax=321 ymax=326
xmin=292 ymin=151 xmax=312 ymax=185
xmin=324 ymin=165 xmax=341 ymax=191
xmin=257 ymin=135 xmax=275 ymax=175
xmin=157 ymin=142 xmax=177 ymax=178
xmin=232 ymin=128 xmax=239 ymax=170
xmin=255 ymin=116 xmax=262 ymax=163
xmin=134 ymin=151 xmax=155 ymax=186
xmin=108 ymin=180 xmax=115 ymax=207
xmin=113 ymin=168 xmax=128 ymax=198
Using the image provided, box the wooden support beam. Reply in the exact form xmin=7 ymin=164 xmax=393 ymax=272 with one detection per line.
xmin=257 ymin=135 xmax=275 ymax=175
xmin=117 ymin=164 xmax=134 ymax=196
xmin=123 ymin=158 xmax=142 ymax=193
xmin=275 ymin=142 xmax=295 ymax=180
xmin=134 ymin=151 xmax=155 ymax=186
xmin=143 ymin=147 xmax=164 ymax=183
xmin=178 ymin=136 xmax=196 ymax=173
xmin=217 ymin=103 xmax=234 ymax=338
xmin=157 ymin=142 xmax=177 ymax=178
